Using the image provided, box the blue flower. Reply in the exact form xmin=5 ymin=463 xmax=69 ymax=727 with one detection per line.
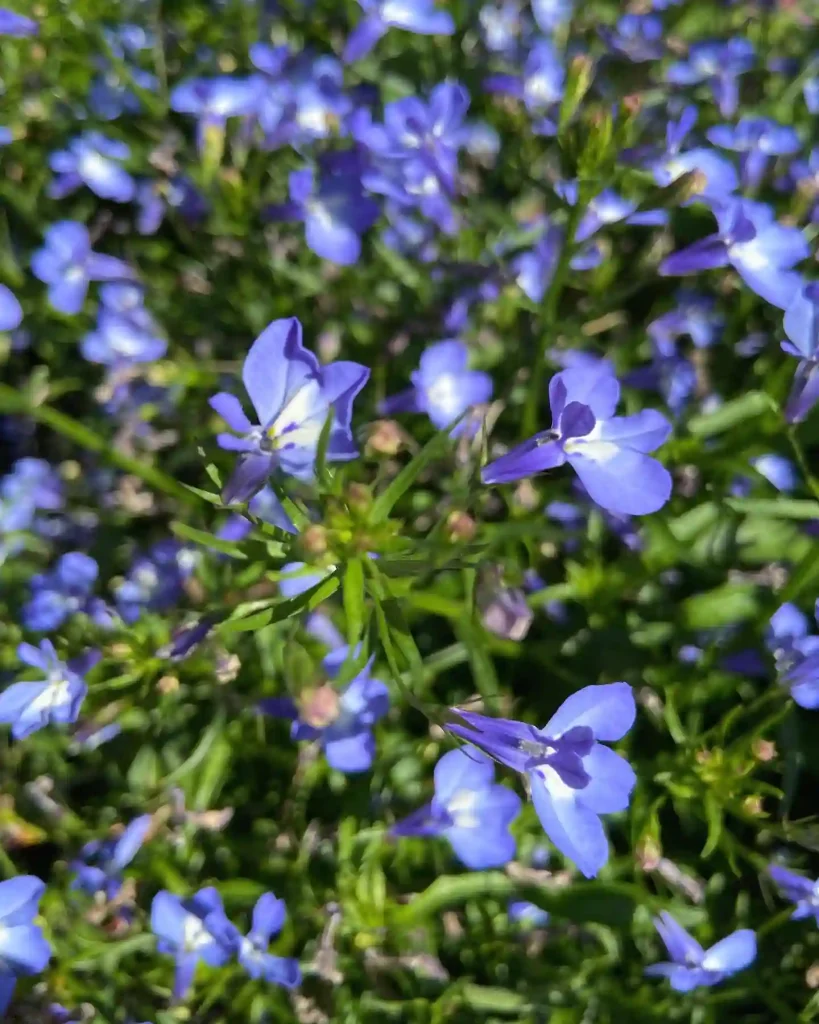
xmin=707 ymin=117 xmax=800 ymax=189
xmin=170 ymin=75 xmax=260 ymax=151
xmin=645 ymin=912 xmax=756 ymax=991
xmin=380 ymin=339 xmax=492 ymax=434
xmin=482 ymin=362 xmax=672 ymax=516
xmin=766 ymin=602 xmax=819 ymax=710
xmin=0 ymin=459 xmax=63 ymax=562
xmin=71 ymin=815 xmax=152 ymax=899
xmin=344 ymin=0 xmax=455 ymax=63
xmin=532 ymin=0 xmax=572 ymax=31
xmin=0 ymin=9 xmax=37 ymax=36
xmin=769 ymin=864 xmax=819 ymax=925
xmin=782 ymin=282 xmax=819 ymax=423
xmin=508 ymin=901 xmax=550 ymax=928
xmin=392 ymin=747 xmax=521 ymax=869
xmin=23 ymin=551 xmax=114 ymax=632
xmin=666 ymin=38 xmax=755 ymax=117
xmin=114 ymin=541 xmax=197 ymax=624
xmin=446 ymin=683 xmax=636 ymax=877
xmin=31 ymin=221 xmax=133 ymax=315
xmin=0 ymin=284 xmax=22 ymax=331
xmin=81 ymin=284 xmax=166 ymax=366
xmin=0 ymin=641 xmax=98 ymax=739
xmin=49 ymin=132 xmax=136 ymax=203
xmin=209 ymin=317 xmax=369 ymax=504
xmin=237 ymin=893 xmax=301 ymax=988
xmin=135 ymin=175 xmax=207 ymax=235
xmin=601 ymin=13 xmax=664 ymax=63
xmin=0 ymin=875 xmax=51 ymax=1018
xmin=151 ymin=888 xmax=239 ymax=1000
xmin=485 ymin=39 xmax=564 ymax=134
xmin=648 ymin=290 xmax=724 ymax=350
xmin=639 ymin=106 xmax=738 ymax=202
xmin=259 ymin=645 xmax=389 ymax=773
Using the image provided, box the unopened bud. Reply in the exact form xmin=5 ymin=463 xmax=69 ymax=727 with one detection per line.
xmin=157 ymin=675 xmax=179 ymax=695
xmin=807 ymin=963 xmax=819 ymax=989
xmin=346 ymin=483 xmax=372 ymax=512
xmin=753 ymin=739 xmax=777 ymax=762
xmin=447 ymin=511 xmax=477 ymax=543
xmin=479 ymin=584 xmax=533 ymax=642
xmin=367 ymin=419 xmax=406 ymax=456
xmin=302 ymin=524 xmax=329 ymax=556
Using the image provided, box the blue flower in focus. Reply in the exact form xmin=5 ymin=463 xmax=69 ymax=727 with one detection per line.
xmin=781 ymin=282 xmax=819 ymax=423
xmin=267 ymin=154 xmax=379 ymax=265
xmin=32 ymin=221 xmax=134 ymax=315
xmin=645 ymin=912 xmax=756 ymax=991
xmin=767 ymin=602 xmax=819 ymax=709
xmin=0 ymin=641 xmax=98 ymax=740
xmin=209 ymin=317 xmax=369 ymax=504
xmin=237 ymin=893 xmax=301 ymax=988
xmin=446 ymin=683 xmax=636 ymax=877
xmin=707 ymin=117 xmax=800 ymax=190
xmin=71 ymin=815 xmax=152 ymax=899
xmin=115 ymin=540 xmax=197 ymax=624
xmin=81 ymin=284 xmax=166 ymax=366
xmin=666 ymin=38 xmax=755 ymax=117
xmin=49 ymin=132 xmax=136 ymax=202
xmin=344 ymin=0 xmax=455 ymax=63
xmin=0 ymin=875 xmax=51 ymax=1018
xmin=380 ymin=339 xmax=493 ymax=434
xmin=392 ymin=747 xmax=521 ymax=869
xmin=769 ymin=864 xmax=819 ymax=925
xmin=483 ymin=362 xmax=672 ymax=516
xmin=23 ymin=551 xmax=115 ymax=632
xmin=660 ymin=198 xmax=808 ymax=310
xmin=259 ymin=645 xmax=389 ymax=773
xmin=151 ymin=887 xmax=239 ymax=1000
xmin=0 ymin=9 xmax=37 ymax=35
xmin=0 ymin=284 xmax=22 ymax=331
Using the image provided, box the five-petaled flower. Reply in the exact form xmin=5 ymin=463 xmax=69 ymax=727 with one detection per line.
xmin=71 ymin=815 xmax=152 ymax=900
xmin=237 ymin=893 xmax=301 ymax=988
xmin=645 ymin=912 xmax=756 ymax=991
xmin=31 ymin=221 xmax=133 ymax=315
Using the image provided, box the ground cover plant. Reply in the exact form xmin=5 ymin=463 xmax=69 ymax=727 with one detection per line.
xmin=0 ymin=0 xmax=818 ymax=1021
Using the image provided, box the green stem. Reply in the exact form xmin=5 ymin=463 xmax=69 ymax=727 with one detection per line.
xmin=786 ymin=424 xmax=819 ymax=502
xmin=521 ymin=200 xmax=584 ymax=439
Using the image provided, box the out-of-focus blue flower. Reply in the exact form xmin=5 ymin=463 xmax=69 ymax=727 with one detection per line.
xmin=81 ymin=283 xmax=166 ymax=366
xmin=259 ymin=644 xmax=389 ymax=773
xmin=344 ymin=0 xmax=455 ymax=63
xmin=380 ymin=339 xmax=492 ymax=434
xmin=210 ymin=317 xmax=369 ymax=504
xmin=769 ymin=864 xmax=819 ymax=925
xmin=0 ymin=126 xmax=12 ymax=146
xmin=532 ymin=0 xmax=572 ymax=32
xmin=237 ymin=893 xmax=301 ymax=987
xmin=750 ymin=454 xmax=797 ymax=492
xmin=23 ymin=551 xmax=114 ymax=632
xmin=266 ymin=154 xmax=379 ymax=265
xmin=649 ymin=290 xmax=724 ymax=350
xmin=601 ymin=14 xmax=663 ymax=63
xmin=638 ymin=106 xmax=738 ymax=202
xmin=135 ymin=175 xmax=208 ymax=235
xmin=660 ymin=198 xmax=808 ymax=310
xmin=511 ymin=218 xmax=562 ymax=302
xmin=666 ymin=38 xmax=755 ymax=117
xmin=49 ymin=132 xmax=136 ymax=202
xmin=0 ymin=8 xmax=37 ymax=35
xmin=89 ymin=65 xmax=158 ymax=121
xmin=446 ymin=683 xmax=636 ymax=877
xmin=170 ymin=76 xmax=260 ymax=151
xmin=805 ymin=76 xmax=819 ymax=114
xmin=509 ymin=901 xmax=550 ymax=928
xmin=151 ymin=888 xmax=239 ymax=1000
xmin=645 ymin=912 xmax=756 ymax=991
xmin=0 ymin=284 xmax=22 ymax=331
xmin=71 ymin=815 xmax=152 ymax=899
xmin=485 ymin=38 xmax=564 ymax=134
xmin=479 ymin=0 xmax=525 ymax=56
xmin=0 ymin=875 xmax=51 ymax=1018
xmin=114 ymin=540 xmax=197 ymax=624
xmin=278 ymin=561 xmax=336 ymax=600
xmin=0 ymin=458 xmax=64 ymax=561
xmin=707 ymin=117 xmax=801 ymax=190
xmin=767 ymin=602 xmax=819 ymax=709
xmin=392 ymin=747 xmax=521 ymax=869
xmin=31 ymin=221 xmax=133 ymax=315
xmin=483 ymin=362 xmax=672 ymax=516
xmin=0 ymin=641 xmax=99 ymax=739
xmin=782 ymin=282 xmax=819 ymax=423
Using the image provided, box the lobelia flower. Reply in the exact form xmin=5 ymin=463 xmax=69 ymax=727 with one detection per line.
xmin=0 ymin=641 xmax=99 ymax=739
xmin=0 ymin=8 xmax=37 ymax=35
xmin=482 ymin=362 xmax=672 ymax=516
xmin=660 ymin=197 xmax=809 ymax=310
xmin=645 ymin=912 xmax=756 ymax=991
xmin=0 ymin=285 xmax=22 ymax=331
xmin=81 ymin=283 xmax=166 ymax=366
xmin=344 ymin=0 xmax=455 ymax=63
xmin=601 ymin=13 xmax=663 ymax=63
xmin=135 ymin=175 xmax=208 ymax=236
xmin=769 ymin=864 xmax=819 ymax=925
xmin=749 ymin=454 xmax=797 ymax=493
xmin=71 ymin=815 xmax=152 ymax=899
xmin=237 ymin=893 xmax=301 ymax=988
xmin=805 ymin=76 xmax=819 ymax=115
xmin=392 ymin=747 xmax=521 ymax=869
xmin=259 ymin=644 xmax=389 ymax=773
xmin=766 ymin=602 xmax=819 ymax=709
xmin=485 ymin=39 xmax=564 ymax=135
xmin=781 ymin=282 xmax=819 ymax=423
xmin=707 ymin=117 xmax=801 ymax=191
xmin=478 ymin=0 xmax=525 ymax=57
xmin=648 ymin=289 xmax=724 ymax=350
xmin=380 ymin=339 xmax=493 ymax=435
xmin=509 ymin=901 xmax=550 ymax=928
xmin=31 ymin=221 xmax=133 ymax=315
xmin=665 ymin=38 xmax=755 ymax=117
xmin=209 ymin=317 xmax=369 ymax=505
xmin=48 ymin=132 xmax=136 ymax=202
xmin=151 ymin=888 xmax=239 ymax=1000
xmin=446 ymin=683 xmax=637 ymax=877
xmin=266 ymin=153 xmax=379 ymax=265
xmin=511 ymin=218 xmax=562 ymax=302
xmin=532 ymin=0 xmax=572 ymax=31
xmin=114 ymin=540 xmax=197 ymax=624
xmin=278 ymin=561 xmax=336 ymax=600
xmin=170 ymin=76 xmax=260 ymax=152
xmin=0 ymin=875 xmax=51 ymax=1017
xmin=0 ymin=458 xmax=63 ymax=563
xmin=23 ymin=551 xmax=114 ymax=632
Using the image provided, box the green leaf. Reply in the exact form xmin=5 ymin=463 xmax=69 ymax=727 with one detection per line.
xmin=726 ymin=498 xmax=819 ymax=520
xmin=369 ymin=418 xmax=460 ymax=524
xmin=171 ymin=520 xmax=248 ymax=558
xmin=343 ymin=558 xmax=366 ymax=647
xmin=127 ymin=746 xmax=161 ymax=793
xmin=314 ymin=406 xmax=335 ymax=487
xmin=682 ymin=582 xmax=758 ymax=629
xmin=687 ymin=391 xmax=774 ymax=438
xmin=780 ymin=544 xmax=819 ymax=604
xmin=218 ymin=608 xmax=274 ymax=634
